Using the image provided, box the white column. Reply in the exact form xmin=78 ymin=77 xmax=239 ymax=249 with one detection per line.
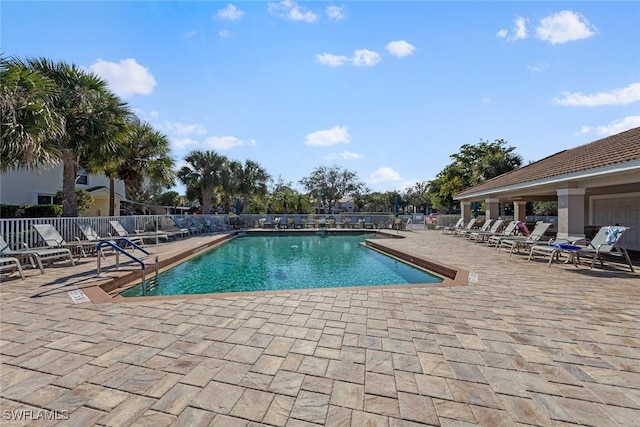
xmin=557 ymin=188 xmax=586 ymax=238
xmin=514 ymin=201 xmax=527 ymax=223
xmin=461 ymin=201 xmax=472 ymax=223
xmin=485 ymin=198 xmax=500 ymax=220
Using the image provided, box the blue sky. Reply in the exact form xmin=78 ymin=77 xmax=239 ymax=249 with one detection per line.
xmin=3 ymin=1 xmax=639 ymax=195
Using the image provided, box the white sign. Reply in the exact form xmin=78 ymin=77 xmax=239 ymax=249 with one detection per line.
xmin=68 ymin=290 xmax=90 ymax=304
xmin=468 ymin=272 xmax=479 ymax=284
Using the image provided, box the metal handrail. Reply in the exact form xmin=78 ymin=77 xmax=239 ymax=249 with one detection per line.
xmin=96 ymin=238 xmax=149 ymax=276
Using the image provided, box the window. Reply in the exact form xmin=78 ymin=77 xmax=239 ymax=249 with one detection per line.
xmin=76 ymin=169 xmax=88 ymax=185
xmin=37 ymin=194 xmax=55 ymax=205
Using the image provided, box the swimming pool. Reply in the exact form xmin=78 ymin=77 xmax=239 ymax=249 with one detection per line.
xmin=121 ymin=233 xmax=443 ymax=297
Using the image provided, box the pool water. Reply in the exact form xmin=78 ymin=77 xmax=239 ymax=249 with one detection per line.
xmin=122 ymin=233 xmax=442 ymax=297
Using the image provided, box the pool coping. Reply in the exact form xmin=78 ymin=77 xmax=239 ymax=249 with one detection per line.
xmin=84 ymin=229 xmax=468 ymax=303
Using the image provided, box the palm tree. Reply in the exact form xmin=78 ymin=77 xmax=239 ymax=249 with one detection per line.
xmin=234 ymin=159 xmax=270 ymax=213
xmin=0 ymin=56 xmax=63 ymax=171
xmin=26 ymin=58 xmax=131 ymax=217
xmin=116 ymin=119 xmax=175 ymax=201
xmin=177 ymin=150 xmax=228 ymax=214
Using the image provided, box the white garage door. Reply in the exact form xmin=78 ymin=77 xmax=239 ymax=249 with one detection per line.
xmin=592 ymin=195 xmax=640 ymax=251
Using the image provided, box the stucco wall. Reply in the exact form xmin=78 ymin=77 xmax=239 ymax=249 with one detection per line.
xmin=0 ymin=166 xmax=125 ymax=206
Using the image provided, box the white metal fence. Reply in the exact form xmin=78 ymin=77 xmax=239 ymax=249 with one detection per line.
xmin=0 ymin=213 xmax=401 ymax=250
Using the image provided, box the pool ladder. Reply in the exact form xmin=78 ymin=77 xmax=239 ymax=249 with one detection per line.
xmin=96 ymin=238 xmax=158 ymax=295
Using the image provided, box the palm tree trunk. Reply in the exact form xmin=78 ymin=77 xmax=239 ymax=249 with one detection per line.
xmin=62 ymin=149 xmax=78 ymax=217
xmin=201 ymin=187 xmax=213 ymax=214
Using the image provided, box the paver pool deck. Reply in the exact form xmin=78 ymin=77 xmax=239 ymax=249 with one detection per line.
xmin=1 ymin=228 xmax=639 ymax=426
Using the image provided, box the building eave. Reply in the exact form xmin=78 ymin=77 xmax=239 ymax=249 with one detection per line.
xmin=454 ymin=159 xmax=640 ymax=201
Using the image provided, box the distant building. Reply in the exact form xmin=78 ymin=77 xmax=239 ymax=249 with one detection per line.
xmin=0 ymin=166 xmax=126 ymax=216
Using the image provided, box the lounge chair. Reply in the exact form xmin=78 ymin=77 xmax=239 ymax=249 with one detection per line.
xmin=457 ymin=219 xmax=492 ymax=238
xmin=486 ymin=221 xmax=519 ymax=247
xmin=293 ymin=215 xmax=303 ymax=229
xmin=32 ymin=224 xmax=98 ymax=259
xmin=444 ymin=218 xmax=477 ymax=236
xmin=157 ymin=218 xmax=189 ymax=238
xmin=0 ymin=234 xmax=74 ymax=274
xmin=527 ymin=236 xmax=588 ymax=267
xmin=497 ymin=222 xmax=553 ymax=256
xmin=109 ymin=220 xmax=168 ymax=244
xmin=466 ymin=219 xmax=504 ymax=243
xmin=173 ymin=217 xmax=197 ymax=235
xmin=530 ymin=226 xmax=634 ymax=272
xmin=439 ymin=217 xmax=463 ymax=233
xmin=0 ymin=256 xmax=25 ymax=280
xmin=263 ymin=216 xmax=274 ymax=229
xmin=363 ymin=217 xmax=374 ymax=229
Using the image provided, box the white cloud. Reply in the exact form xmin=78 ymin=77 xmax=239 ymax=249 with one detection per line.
xmin=316 ymin=50 xmax=380 ymax=67
xmin=497 ymin=15 xmax=528 ymax=42
xmin=305 ymin=126 xmax=350 ymax=146
xmin=352 ymin=49 xmax=381 ymax=67
xmin=528 ymin=61 xmax=548 ymax=73
xmin=89 ymin=58 xmax=156 ymax=97
xmin=481 ymin=97 xmax=491 ymax=104
xmin=369 ymin=167 xmax=401 ymax=184
xmin=576 ymin=116 xmax=640 ymax=136
xmin=553 ymin=83 xmax=640 ymax=107
xmin=215 ymin=4 xmax=244 ymax=22
xmin=204 ymin=135 xmax=253 ymax=150
xmin=326 ymin=5 xmax=345 ymax=21
xmin=536 ymin=10 xmax=597 ymax=45
xmin=219 ymin=29 xmax=231 ymax=38
xmin=171 ymin=138 xmax=199 ymax=150
xmin=386 ymin=40 xmax=416 ymax=58
xmin=268 ymin=0 xmax=317 ymax=23
xmin=325 ymin=151 xmax=363 ymax=160
xmin=163 ymin=121 xmax=207 ymax=135
xmin=316 ymin=53 xmax=350 ymax=67
xmin=184 ymin=31 xmax=197 ymax=38
xmin=513 ymin=16 xmax=528 ymax=40
xmin=149 ymin=111 xmax=159 ymax=119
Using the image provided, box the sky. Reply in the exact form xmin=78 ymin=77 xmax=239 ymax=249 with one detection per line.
xmin=3 ymin=1 xmax=640 ymax=195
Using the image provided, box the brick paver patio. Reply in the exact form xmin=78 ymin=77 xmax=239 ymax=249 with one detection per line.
xmin=1 ymin=229 xmax=639 ymax=426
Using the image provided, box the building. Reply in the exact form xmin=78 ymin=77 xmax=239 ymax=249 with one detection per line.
xmin=454 ymin=127 xmax=640 ymax=251
xmin=0 ymin=166 xmax=127 ymax=217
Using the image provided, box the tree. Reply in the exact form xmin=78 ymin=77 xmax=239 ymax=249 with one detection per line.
xmin=0 ymin=56 xmax=64 ymax=171
xmin=26 ymin=58 xmax=131 ymax=217
xmin=427 ymin=139 xmax=522 ymax=212
xmin=299 ymin=165 xmax=365 ymax=213
xmin=54 ymin=189 xmax=92 ymax=216
xmin=233 ymin=159 xmax=270 ymax=213
xmin=404 ymin=181 xmax=431 ymax=213
xmin=115 ymin=119 xmax=175 ymax=201
xmin=177 ymin=150 xmax=228 ymax=214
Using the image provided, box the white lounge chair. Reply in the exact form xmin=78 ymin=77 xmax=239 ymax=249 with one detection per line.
xmin=0 ymin=234 xmax=74 ymax=274
xmin=497 ymin=222 xmax=553 ymax=256
xmin=530 ymin=226 xmax=634 ymax=272
xmin=0 ymin=256 xmax=25 ymax=280
xmin=466 ymin=219 xmax=505 ymax=243
xmin=109 ymin=220 xmax=167 ymax=244
xmin=32 ymin=224 xmax=97 ymax=259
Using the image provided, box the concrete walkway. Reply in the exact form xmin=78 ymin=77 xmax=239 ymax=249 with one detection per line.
xmin=1 ymin=229 xmax=639 ymax=426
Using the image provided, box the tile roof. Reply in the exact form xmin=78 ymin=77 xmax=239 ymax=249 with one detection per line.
xmin=456 ymin=126 xmax=640 ymax=198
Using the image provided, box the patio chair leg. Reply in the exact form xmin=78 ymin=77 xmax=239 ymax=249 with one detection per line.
xmin=621 ymin=248 xmax=635 ymax=272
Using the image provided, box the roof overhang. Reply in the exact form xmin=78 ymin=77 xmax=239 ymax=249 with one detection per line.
xmin=454 ymin=159 xmax=640 ymax=201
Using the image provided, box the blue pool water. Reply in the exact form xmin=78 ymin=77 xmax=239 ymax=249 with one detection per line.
xmin=122 ymin=233 xmax=442 ymax=297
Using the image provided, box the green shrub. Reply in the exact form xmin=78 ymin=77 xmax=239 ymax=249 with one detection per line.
xmin=23 ymin=204 xmax=63 ymax=218
xmin=0 ymin=204 xmax=20 ymax=218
